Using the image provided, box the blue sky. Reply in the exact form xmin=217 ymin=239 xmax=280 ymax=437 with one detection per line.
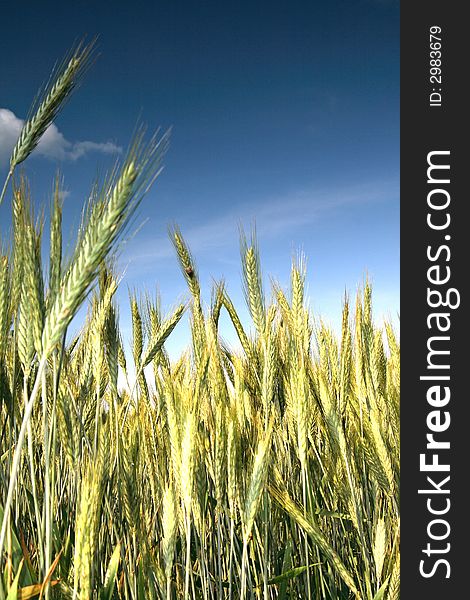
xmin=0 ymin=0 xmax=399 ymax=356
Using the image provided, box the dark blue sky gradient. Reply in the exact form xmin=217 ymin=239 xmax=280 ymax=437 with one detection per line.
xmin=0 ymin=0 xmax=399 ymax=354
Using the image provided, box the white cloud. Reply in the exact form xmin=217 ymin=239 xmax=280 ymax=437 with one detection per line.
xmin=0 ymin=109 xmax=22 ymax=166
xmin=0 ymin=108 xmax=122 ymax=167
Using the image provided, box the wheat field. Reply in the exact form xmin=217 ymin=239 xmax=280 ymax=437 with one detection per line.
xmin=0 ymin=43 xmax=399 ymax=600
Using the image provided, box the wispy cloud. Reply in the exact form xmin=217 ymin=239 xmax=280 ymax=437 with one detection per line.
xmin=0 ymin=108 xmax=122 ymax=167
xmin=123 ymin=179 xmax=395 ymax=272
xmin=58 ymin=189 xmax=71 ymax=202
